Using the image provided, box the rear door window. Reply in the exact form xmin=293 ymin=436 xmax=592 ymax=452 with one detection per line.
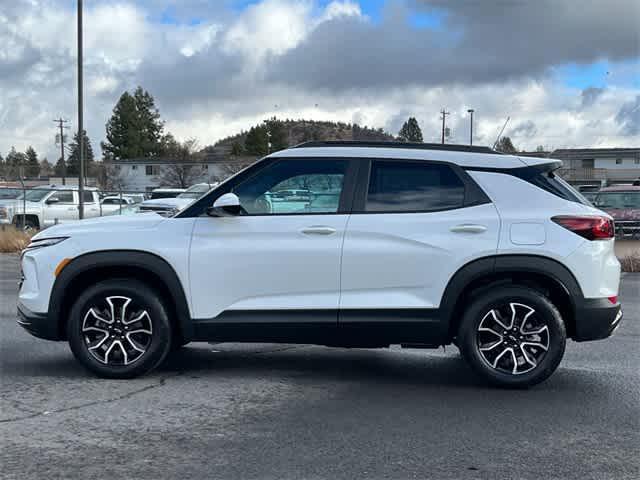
xmin=365 ymin=161 xmax=466 ymax=212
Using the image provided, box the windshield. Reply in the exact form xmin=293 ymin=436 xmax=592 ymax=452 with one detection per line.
xmin=594 ymin=192 xmax=640 ymax=209
xmin=0 ymin=188 xmax=21 ymax=199
xmin=17 ymin=189 xmax=51 ymax=202
xmin=178 ymin=185 xmax=211 ymax=199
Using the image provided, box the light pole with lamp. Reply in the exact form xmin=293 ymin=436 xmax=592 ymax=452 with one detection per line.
xmin=467 ymin=109 xmax=474 ymax=146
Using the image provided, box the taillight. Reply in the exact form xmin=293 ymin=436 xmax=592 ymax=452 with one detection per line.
xmin=551 ymin=215 xmax=614 ymax=240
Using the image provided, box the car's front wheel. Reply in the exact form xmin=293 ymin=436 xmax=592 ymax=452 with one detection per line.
xmin=457 ymin=286 xmax=566 ymax=388
xmin=68 ymin=279 xmax=172 ymax=378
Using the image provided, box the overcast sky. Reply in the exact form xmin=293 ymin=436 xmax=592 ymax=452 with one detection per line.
xmin=0 ymin=0 xmax=638 ymax=161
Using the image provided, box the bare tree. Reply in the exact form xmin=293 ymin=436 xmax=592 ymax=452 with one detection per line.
xmin=212 ymin=158 xmax=256 ymax=183
xmin=95 ymin=162 xmax=126 ymax=191
xmin=161 ymin=163 xmax=205 ymax=188
xmin=159 ymin=138 xmax=204 ymax=188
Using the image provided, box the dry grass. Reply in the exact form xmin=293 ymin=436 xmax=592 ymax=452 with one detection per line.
xmin=620 ymin=253 xmax=640 ymax=273
xmin=0 ymin=225 xmax=34 ymax=253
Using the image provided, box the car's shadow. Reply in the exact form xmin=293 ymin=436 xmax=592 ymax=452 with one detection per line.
xmin=6 ymin=343 xmax=620 ymax=396
xmin=159 ymin=344 xmax=483 ymax=388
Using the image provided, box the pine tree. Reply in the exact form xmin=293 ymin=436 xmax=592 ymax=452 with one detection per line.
xmin=54 ymin=157 xmax=66 ymax=177
xmin=398 ymin=117 xmax=423 ymax=142
xmin=25 ymin=146 xmax=40 ymax=177
xmin=230 ymin=141 xmax=244 ymax=156
xmin=102 ymin=87 xmax=166 ymax=160
xmin=67 ymin=130 xmax=95 ymax=176
xmin=495 ymin=136 xmax=517 ymax=153
xmin=5 ymin=147 xmax=26 ymax=179
xmin=244 ymin=125 xmax=269 ymax=156
xmin=133 ymin=86 xmax=165 ymax=155
xmin=266 ymin=117 xmax=288 ymax=153
xmin=39 ymin=158 xmax=53 ymax=177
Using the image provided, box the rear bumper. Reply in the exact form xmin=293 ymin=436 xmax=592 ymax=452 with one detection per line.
xmin=17 ymin=302 xmax=60 ymax=341
xmin=573 ymin=298 xmax=623 ymax=342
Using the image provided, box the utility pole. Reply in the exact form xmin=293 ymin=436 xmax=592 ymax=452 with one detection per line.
xmin=53 ymin=118 xmax=69 ymax=185
xmin=440 ymin=108 xmax=450 ymax=144
xmin=467 ymin=109 xmax=475 ymax=146
xmin=77 ymin=0 xmax=85 ymax=219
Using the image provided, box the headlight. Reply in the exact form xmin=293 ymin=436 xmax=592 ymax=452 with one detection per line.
xmin=25 ymin=237 xmax=69 ymax=251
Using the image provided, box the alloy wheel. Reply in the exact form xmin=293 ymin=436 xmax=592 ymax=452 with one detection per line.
xmin=476 ymin=302 xmax=550 ymax=375
xmin=82 ymin=296 xmax=153 ymax=366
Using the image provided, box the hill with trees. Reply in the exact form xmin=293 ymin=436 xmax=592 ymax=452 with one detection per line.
xmin=211 ymin=119 xmax=396 ymax=155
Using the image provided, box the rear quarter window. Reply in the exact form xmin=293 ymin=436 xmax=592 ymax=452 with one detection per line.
xmin=523 ymin=169 xmax=591 ymax=206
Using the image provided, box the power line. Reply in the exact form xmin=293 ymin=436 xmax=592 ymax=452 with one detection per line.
xmin=53 ymin=118 xmax=69 ymax=185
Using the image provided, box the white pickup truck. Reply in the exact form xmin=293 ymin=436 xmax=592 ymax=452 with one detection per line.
xmin=0 ymin=185 xmax=101 ymax=230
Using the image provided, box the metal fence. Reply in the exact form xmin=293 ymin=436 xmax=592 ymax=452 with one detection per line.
xmin=0 ymin=185 xmax=152 ymax=230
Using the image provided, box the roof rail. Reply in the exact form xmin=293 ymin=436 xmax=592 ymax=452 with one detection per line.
xmin=292 ymin=140 xmax=499 ymax=154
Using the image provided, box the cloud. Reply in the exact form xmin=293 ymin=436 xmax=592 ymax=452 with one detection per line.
xmin=0 ymin=0 xmax=638 ymax=163
xmin=581 ymin=87 xmax=605 ymax=108
xmin=616 ymin=95 xmax=640 ymax=136
xmin=269 ymin=0 xmax=640 ymax=91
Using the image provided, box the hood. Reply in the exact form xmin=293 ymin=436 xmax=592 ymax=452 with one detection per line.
xmin=32 ymin=212 xmax=164 ymax=240
xmin=140 ymin=197 xmax=193 ymax=209
xmin=0 ymin=199 xmax=38 ymax=209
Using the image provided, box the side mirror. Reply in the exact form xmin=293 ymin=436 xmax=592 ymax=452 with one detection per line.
xmin=46 ymin=197 xmax=59 ymax=205
xmin=207 ymin=193 xmax=242 ymax=217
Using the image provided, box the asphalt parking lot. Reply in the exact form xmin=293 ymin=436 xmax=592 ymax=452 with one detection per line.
xmin=1 ymin=254 xmax=638 ymax=480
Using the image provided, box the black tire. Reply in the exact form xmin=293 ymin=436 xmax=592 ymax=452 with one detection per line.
xmin=68 ymin=279 xmax=172 ymax=379
xmin=458 ymin=286 xmax=566 ymax=388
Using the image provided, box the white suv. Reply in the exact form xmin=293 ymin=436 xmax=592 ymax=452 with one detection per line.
xmin=17 ymin=142 xmax=622 ymax=387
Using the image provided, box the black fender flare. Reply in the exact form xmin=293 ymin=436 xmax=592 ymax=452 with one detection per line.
xmin=439 ymin=254 xmax=583 ymax=336
xmin=50 ymin=250 xmax=193 ymax=341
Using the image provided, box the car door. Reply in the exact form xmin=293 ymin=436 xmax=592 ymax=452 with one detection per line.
xmin=339 ymin=159 xmax=500 ymax=319
xmin=83 ymin=191 xmax=101 ymax=218
xmin=42 ymin=190 xmax=78 ymax=226
xmin=189 ymin=158 xmax=357 ymax=323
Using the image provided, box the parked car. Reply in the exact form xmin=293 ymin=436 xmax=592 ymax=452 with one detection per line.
xmin=100 ymin=196 xmax=136 ymax=215
xmin=104 ymin=203 xmax=142 ymax=216
xmin=139 ymin=183 xmax=214 ymax=217
xmin=123 ymin=193 xmax=146 ymax=204
xmin=593 ymin=185 xmax=640 ymax=238
xmin=0 ymin=187 xmax=23 ymax=200
xmin=149 ymin=188 xmax=186 ymax=200
xmin=18 ymin=141 xmax=622 ymax=387
xmin=0 ymin=186 xmax=101 ymax=230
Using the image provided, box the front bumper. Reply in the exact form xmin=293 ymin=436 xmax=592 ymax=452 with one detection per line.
xmin=573 ymin=298 xmax=623 ymax=342
xmin=17 ymin=302 xmax=61 ymax=341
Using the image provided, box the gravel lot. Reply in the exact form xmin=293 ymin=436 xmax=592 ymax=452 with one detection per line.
xmin=1 ymin=254 xmax=638 ymax=480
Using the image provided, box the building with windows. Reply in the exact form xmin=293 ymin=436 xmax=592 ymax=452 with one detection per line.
xmin=521 ymin=148 xmax=640 ymax=188
xmin=110 ymin=148 xmax=256 ymax=192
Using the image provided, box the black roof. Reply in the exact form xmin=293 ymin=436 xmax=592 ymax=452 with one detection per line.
xmin=293 ymin=141 xmax=498 ymax=154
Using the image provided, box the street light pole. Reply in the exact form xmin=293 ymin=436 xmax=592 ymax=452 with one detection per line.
xmin=77 ymin=0 xmax=84 ymax=219
xmin=467 ymin=109 xmax=474 ymax=146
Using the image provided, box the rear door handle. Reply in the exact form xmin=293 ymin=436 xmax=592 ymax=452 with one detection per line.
xmin=301 ymin=226 xmax=336 ymax=235
xmin=450 ymin=224 xmax=487 ymax=234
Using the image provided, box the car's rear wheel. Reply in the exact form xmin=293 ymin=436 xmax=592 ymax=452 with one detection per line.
xmin=458 ymin=286 xmax=566 ymax=388
xmin=68 ymin=279 xmax=172 ymax=378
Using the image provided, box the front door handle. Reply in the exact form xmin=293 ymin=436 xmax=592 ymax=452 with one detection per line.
xmin=301 ymin=226 xmax=336 ymax=235
xmin=450 ymin=224 xmax=487 ymax=234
